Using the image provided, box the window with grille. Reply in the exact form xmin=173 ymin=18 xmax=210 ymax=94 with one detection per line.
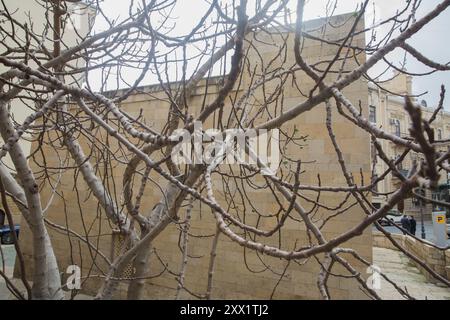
xmin=369 ymin=105 xmax=376 ymax=123
xmin=392 ymin=119 xmax=401 ymax=137
xmin=371 ymin=174 xmax=379 ymax=193
xmin=110 ymin=230 xmax=136 ymax=280
xmin=437 ymin=129 xmax=442 ymax=141
xmin=412 ymin=189 xmax=426 ymax=208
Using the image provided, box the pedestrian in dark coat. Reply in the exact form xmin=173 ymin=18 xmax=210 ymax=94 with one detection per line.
xmin=400 ymin=215 xmax=411 ymax=235
xmin=409 ymin=215 xmax=417 ymax=236
xmin=0 ymin=209 xmax=5 ymax=227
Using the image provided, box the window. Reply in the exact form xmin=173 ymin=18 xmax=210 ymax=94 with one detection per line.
xmin=369 ymin=105 xmax=376 ymax=123
xmin=371 ymin=174 xmax=379 ymax=193
xmin=393 ymin=119 xmax=401 ymax=137
xmin=412 ymin=188 xmax=426 ymax=208
xmin=394 ymin=155 xmax=403 ymax=170
xmin=111 ymin=230 xmax=134 ymax=279
xmin=432 ymin=191 xmax=443 ymax=211
xmin=437 ymin=129 xmax=442 ymax=141
xmin=371 ymin=143 xmax=378 ymax=164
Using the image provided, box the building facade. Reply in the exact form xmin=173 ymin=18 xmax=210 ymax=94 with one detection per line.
xmin=369 ymin=73 xmax=450 ymax=217
xmin=13 ymin=13 xmax=374 ymax=299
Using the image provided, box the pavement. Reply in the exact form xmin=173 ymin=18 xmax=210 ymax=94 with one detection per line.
xmin=0 ymin=245 xmax=18 ymax=300
xmin=373 ymin=247 xmax=450 ymax=300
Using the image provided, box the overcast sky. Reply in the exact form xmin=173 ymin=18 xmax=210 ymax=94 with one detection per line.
xmin=93 ymin=0 xmax=450 ymax=108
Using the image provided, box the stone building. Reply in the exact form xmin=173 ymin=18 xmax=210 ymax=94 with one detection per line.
xmin=369 ymin=73 xmax=450 ymax=217
xmin=14 ymin=13 xmax=374 ymax=299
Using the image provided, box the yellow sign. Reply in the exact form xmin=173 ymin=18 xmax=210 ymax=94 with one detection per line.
xmin=436 ymin=214 xmax=446 ymax=224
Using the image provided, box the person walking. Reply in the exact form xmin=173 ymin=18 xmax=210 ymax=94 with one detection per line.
xmin=0 ymin=208 xmax=5 ymax=227
xmin=409 ymin=215 xmax=417 ymax=236
xmin=400 ymin=215 xmax=411 ymax=235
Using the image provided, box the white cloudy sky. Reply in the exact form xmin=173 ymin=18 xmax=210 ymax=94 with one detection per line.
xmin=91 ymin=0 xmax=450 ymax=108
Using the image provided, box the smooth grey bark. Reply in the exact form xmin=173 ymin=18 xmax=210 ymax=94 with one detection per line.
xmin=0 ymin=100 xmax=63 ymax=300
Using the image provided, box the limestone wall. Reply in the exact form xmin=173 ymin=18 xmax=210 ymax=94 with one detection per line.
xmin=14 ymin=13 xmax=373 ymax=300
xmin=373 ymin=232 xmax=450 ymax=282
